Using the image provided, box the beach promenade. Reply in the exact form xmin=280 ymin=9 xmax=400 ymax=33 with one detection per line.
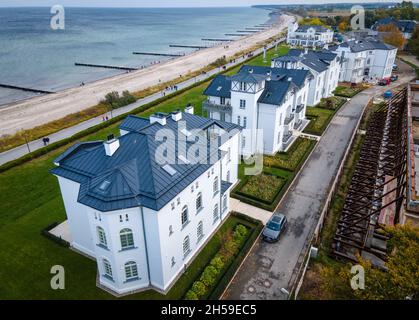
xmin=0 ymin=14 xmax=293 ymax=138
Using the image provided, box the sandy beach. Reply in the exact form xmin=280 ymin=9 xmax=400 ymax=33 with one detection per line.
xmin=0 ymin=14 xmax=293 ymax=137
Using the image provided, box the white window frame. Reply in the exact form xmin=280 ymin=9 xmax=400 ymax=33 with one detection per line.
xmin=120 ymin=228 xmax=135 ymax=250
xmin=124 ymin=261 xmax=138 ymax=281
xmin=97 ymin=226 xmax=107 ymax=248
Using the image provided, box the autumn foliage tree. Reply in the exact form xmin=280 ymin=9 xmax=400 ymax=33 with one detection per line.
xmin=378 ymin=23 xmax=406 ymax=49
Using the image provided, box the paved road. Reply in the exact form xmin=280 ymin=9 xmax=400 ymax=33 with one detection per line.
xmin=223 ymin=61 xmax=416 ymax=300
xmin=0 ymin=38 xmax=285 ymax=166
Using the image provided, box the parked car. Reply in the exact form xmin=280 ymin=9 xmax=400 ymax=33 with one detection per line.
xmin=390 ymin=74 xmax=398 ymax=82
xmin=378 ymin=78 xmax=391 ymax=86
xmin=262 ymin=214 xmax=287 ymax=243
xmin=393 ymin=64 xmax=398 ymax=71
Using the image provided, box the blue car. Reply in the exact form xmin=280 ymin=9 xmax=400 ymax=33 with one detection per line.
xmin=262 ymin=214 xmax=288 ymax=243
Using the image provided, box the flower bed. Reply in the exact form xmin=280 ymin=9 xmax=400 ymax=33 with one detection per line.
xmin=238 ymin=173 xmax=286 ymax=204
xmin=316 ymin=96 xmax=347 ymax=110
xmin=184 ymin=223 xmax=251 ymax=300
xmin=303 ymin=107 xmax=335 ymax=136
xmin=333 ymin=85 xmax=363 ymax=98
xmin=264 ymin=137 xmax=316 ymax=172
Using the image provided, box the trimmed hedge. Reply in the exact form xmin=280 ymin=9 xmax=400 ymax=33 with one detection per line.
xmin=184 ymin=212 xmax=263 ymax=300
xmin=333 ymin=86 xmax=363 ymax=98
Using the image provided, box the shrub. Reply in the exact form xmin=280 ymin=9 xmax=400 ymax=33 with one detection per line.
xmin=101 ymin=90 xmax=136 ymax=110
xmin=200 ymin=266 xmax=218 ymax=287
xmin=184 ymin=290 xmax=199 ymax=300
xmin=234 ymin=224 xmax=248 ymax=239
xmin=210 ymin=256 xmax=225 ymax=271
xmin=191 ymin=281 xmax=207 ymax=298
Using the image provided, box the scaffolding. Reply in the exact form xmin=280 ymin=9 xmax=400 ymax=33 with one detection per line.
xmin=332 ymin=88 xmax=408 ymax=265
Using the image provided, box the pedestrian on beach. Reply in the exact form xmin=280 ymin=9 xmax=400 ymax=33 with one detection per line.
xmin=106 ymin=116 xmax=109 ymax=121
xmin=42 ymin=137 xmax=47 ymax=146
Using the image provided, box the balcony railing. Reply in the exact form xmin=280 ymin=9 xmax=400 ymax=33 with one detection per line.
xmin=295 ymin=104 xmax=305 ymax=114
xmin=203 ymin=100 xmax=232 ymax=112
xmin=282 ymin=131 xmax=293 ymax=143
xmin=294 ymin=119 xmax=303 ymax=130
xmin=284 ymin=114 xmax=295 ymax=125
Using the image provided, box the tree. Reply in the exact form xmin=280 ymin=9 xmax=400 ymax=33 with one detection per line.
xmin=338 ymin=21 xmax=349 ymax=33
xmin=408 ymin=26 xmax=419 ymax=59
xmin=332 ymin=224 xmax=419 ymax=300
xmin=300 ymin=17 xmax=329 ymax=28
xmin=378 ymin=23 xmax=406 ymax=49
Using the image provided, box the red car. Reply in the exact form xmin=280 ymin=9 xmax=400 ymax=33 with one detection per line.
xmin=378 ymin=78 xmax=391 ymax=86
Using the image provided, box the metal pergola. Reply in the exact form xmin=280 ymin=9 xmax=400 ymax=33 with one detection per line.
xmin=332 ymin=88 xmax=408 ymax=264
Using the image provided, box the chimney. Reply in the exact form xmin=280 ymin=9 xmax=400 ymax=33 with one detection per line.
xmin=104 ymin=134 xmax=120 ymax=157
xmin=171 ymin=110 xmax=182 ymax=122
xmin=150 ymin=113 xmax=167 ymax=125
xmin=324 ymin=44 xmax=329 ymax=50
xmin=185 ymin=105 xmax=194 ymax=114
xmin=304 ymin=47 xmax=308 ymax=55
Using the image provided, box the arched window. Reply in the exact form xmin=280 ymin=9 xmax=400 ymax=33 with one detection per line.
xmin=213 ymin=204 xmax=219 ymax=223
xmin=124 ymin=261 xmax=138 ymax=281
xmin=213 ymin=176 xmax=219 ymax=195
xmin=181 ymin=206 xmax=189 ymax=227
xmin=120 ymin=228 xmax=134 ymax=250
xmin=196 ymin=193 xmax=203 ymax=212
xmin=183 ymin=236 xmax=190 ymax=258
xmin=103 ymin=259 xmax=113 ymax=279
xmin=197 ymin=221 xmax=204 ymax=242
xmin=97 ymin=226 xmax=107 ymax=247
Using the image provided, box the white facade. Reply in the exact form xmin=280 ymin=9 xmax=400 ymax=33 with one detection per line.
xmin=332 ymin=40 xmax=398 ymax=83
xmin=287 ymin=22 xmax=334 ymax=48
xmin=53 ymin=113 xmax=241 ymax=296
xmin=205 ymin=70 xmax=310 ymax=156
xmin=272 ymin=50 xmax=340 ymax=106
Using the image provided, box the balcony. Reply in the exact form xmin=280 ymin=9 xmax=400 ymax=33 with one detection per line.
xmin=284 ymin=114 xmax=295 ymax=125
xmin=294 ymin=119 xmax=303 ymax=130
xmin=203 ymin=100 xmax=232 ymax=113
xmin=295 ymin=104 xmax=305 ymax=115
xmin=282 ymin=131 xmax=293 ymax=143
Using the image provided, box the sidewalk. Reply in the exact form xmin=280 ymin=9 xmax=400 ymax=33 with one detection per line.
xmin=0 ymin=37 xmax=285 ymax=167
xmin=230 ymin=198 xmax=271 ymax=225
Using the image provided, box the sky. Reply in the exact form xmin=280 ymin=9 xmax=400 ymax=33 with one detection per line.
xmin=0 ymin=0 xmax=417 ymax=8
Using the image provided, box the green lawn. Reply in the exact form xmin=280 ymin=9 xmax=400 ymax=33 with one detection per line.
xmin=316 ymin=96 xmax=347 ymax=110
xmin=0 ymin=44 xmax=290 ymax=299
xmin=333 ymin=85 xmax=363 ymax=98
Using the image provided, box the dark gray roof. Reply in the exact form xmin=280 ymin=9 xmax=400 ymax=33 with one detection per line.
xmin=258 ymin=81 xmax=294 ymax=105
xmin=238 ymin=65 xmax=311 ymax=88
xmin=273 ymin=49 xmax=337 ymax=73
xmin=296 ymin=25 xmax=330 ymax=33
xmin=372 ymin=17 xmax=417 ymax=34
xmin=119 ymin=115 xmax=149 ymax=132
xmin=203 ymin=75 xmax=231 ymax=98
xmin=230 ymin=71 xmax=268 ymax=83
xmin=221 ymin=180 xmax=232 ymax=195
xmin=333 ymin=39 xmax=396 ymax=52
xmin=52 ymin=112 xmax=241 ymax=212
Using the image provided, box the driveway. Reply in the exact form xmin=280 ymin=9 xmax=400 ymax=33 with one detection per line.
xmin=222 ymin=60 xmax=416 ymax=300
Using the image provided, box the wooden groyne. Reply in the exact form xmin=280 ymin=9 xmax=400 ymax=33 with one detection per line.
xmin=133 ymin=52 xmax=184 ymax=57
xmin=0 ymin=84 xmax=54 ymax=94
xmin=225 ymin=33 xmax=246 ymax=37
xmin=74 ymin=63 xmax=138 ymax=71
xmin=236 ymin=30 xmax=259 ymax=33
xmin=201 ymin=38 xmax=232 ymax=42
xmin=169 ymin=45 xmax=209 ymax=49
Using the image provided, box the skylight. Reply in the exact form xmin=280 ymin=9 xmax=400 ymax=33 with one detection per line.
xmin=162 ymin=164 xmax=177 ymax=176
xmin=98 ymin=180 xmax=111 ymax=191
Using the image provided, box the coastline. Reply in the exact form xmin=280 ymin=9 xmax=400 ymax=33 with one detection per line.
xmin=0 ymin=12 xmax=292 ymax=137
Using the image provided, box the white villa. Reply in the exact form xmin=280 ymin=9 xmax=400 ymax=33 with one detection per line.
xmin=330 ymin=38 xmax=398 ymax=83
xmin=51 ymin=108 xmax=241 ymax=296
xmin=272 ymin=48 xmax=341 ymax=106
xmin=287 ymin=22 xmax=334 ymax=48
xmin=203 ymin=65 xmax=312 ymax=156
